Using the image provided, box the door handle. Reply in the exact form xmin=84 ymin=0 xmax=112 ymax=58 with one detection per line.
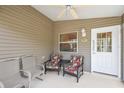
xmin=93 ymin=40 xmax=96 ymax=54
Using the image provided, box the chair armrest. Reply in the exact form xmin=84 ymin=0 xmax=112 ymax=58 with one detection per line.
xmin=37 ymin=62 xmax=44 ymax=67
xmin=77 ymin=62 xmax=83 ymax=72
xmin=63 ymin=62 xmax=71 ymax=67
xmin=0 ymin=81 xmax=4 ymax=88
xmin=20 ymin=70 xmax=31 ymax=79
xmin=36 ymin=63 xmax=45 ymax=72
xmin=20 ymin=70 xmax=31 ymax=88
xmin=43 ymin=59 xmax=50 ymax=64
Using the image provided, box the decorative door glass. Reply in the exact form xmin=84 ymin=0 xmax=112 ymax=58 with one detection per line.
xmin=97 ymin=32 xmax=112 ymax=52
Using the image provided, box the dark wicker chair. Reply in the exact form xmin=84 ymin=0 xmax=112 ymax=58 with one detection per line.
xmin=44 ymin=54 xmax=62 ymax=75
xmin=63 ymin=55 xmax=84 ymax=83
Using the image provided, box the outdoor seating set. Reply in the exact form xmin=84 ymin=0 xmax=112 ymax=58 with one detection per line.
xmin=44 ymin=54 xmax=84 ymax=83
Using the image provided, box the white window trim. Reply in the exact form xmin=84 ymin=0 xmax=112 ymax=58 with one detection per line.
xmin=58 ymin=31 xmax=78 ymax=53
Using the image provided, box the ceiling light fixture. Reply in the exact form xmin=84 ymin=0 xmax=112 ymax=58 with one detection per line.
xmin=57 ymin=5 xmax=79 ymax=19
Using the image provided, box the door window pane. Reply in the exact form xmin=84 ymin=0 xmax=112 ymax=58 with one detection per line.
xmin=107 ymin=32 xmax=112 ymax=46
xmin=97 ymin=32 xmax=112 ymax=52
xmin=107 ymin=45 xmax=112 ymax=52
xmin=97 ymin=33 xmax=101 ymax=38
xmin=97 ymin=46 xmax=101 ymax=52
xmin=102 ymin=33 xmax=106 ymax=38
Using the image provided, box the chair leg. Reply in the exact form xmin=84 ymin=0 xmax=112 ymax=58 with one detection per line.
xmin=58 ymin=66 xmax=61 ymax=75
xmin=63 ymin=65 xmax=65 ymax=77
xmin=77 ymin=76 xmax=79 ymax=83
xmin=44 ymin=64 xmax=47 ymax=74
xmin=77 ymin=70 xmax=79 ymax=83
xmin=44 ymin=68 xmax=47 ymax=74
xmin=58 ymin=70 xmax=60 ymax=75
xmin=82 ymin=64 xmax=84 ymax=75
xmin=63 ymin=71 xmax=65 ymax=77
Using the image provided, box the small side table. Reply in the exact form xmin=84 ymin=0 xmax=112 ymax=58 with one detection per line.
xmin=61 ymin=59 xmax=70 ymax=66
xmin=60 ymin=60 xmax=70 ymax=74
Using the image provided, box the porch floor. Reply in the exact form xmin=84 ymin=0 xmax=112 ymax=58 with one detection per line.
xmin=30 ymin=72 xmax=124 ymax=88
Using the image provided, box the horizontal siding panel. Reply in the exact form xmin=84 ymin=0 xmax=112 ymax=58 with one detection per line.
xmin=0 ymin=6 xmax=52 ymax=28
xmin=0 ymin=5 xmax=53 ymax=63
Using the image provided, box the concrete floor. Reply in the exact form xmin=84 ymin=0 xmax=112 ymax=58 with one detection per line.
xmin=30 ymin=72 xmax=124 ymax=88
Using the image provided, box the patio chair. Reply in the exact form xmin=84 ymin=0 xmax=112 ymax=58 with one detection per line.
xmin=20 ymin=55 xmax=44 ymax=86
xmin=44 ymin=53 xmax=62 ymax=75
xmin=63 ymin=55 xmax=84 ymax=83
xmin=0 ymin=57 xmax=31 ymax=88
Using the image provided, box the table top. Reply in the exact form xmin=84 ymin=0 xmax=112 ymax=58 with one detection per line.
xmin=61 ymin=59 xmax=70 ymax=65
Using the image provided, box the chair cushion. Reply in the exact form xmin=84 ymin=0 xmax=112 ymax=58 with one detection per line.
xmin=65 ymin=65 xmax=78 ymax=74
xmin=46 ymin=62 xmax=59 ymax=69
xmin=65 ymin=55 xmax=82 ymax=74
xmin=50 ymin=55 xmax=60 ymax=66
xmin=46 ymin=54 xmax=61 ymax=68
xmin=70 ymin=56 xmax=82 ymax=67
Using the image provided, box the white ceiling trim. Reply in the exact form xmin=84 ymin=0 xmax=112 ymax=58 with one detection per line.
xmin=32 ymin=5 xmax=124 ymax=21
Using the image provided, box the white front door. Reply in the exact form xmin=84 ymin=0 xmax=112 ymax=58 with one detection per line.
xmin=91 ymin=25 xmax=120 ymax=76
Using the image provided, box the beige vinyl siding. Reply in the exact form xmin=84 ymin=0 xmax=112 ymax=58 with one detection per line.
xmin=0 ymin=6 xmax=53 ymax=63
xmin=0 ymin=6 xmax=122 ymax=72
xmin=54 ymin=17 xmax=121 ymax=71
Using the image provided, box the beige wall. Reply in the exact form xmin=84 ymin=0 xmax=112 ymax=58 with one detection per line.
xmin=54 ymin=17 xmax=121 ymax=71
xmin=0 ymin=6 xmax=53 ymax=63
xmin=0 ymin=6 xmax=122 ymax=72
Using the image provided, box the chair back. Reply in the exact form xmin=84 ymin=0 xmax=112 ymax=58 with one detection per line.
xmin=21 ymin=55 xmax=36 ymax=71
xmin=0 ymin=57 xmax=19 ymax=80
xmin=51 ymin=54 xmax=61 ymax=61
xmin=70 ymin=55 xmax=84 ymax=66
